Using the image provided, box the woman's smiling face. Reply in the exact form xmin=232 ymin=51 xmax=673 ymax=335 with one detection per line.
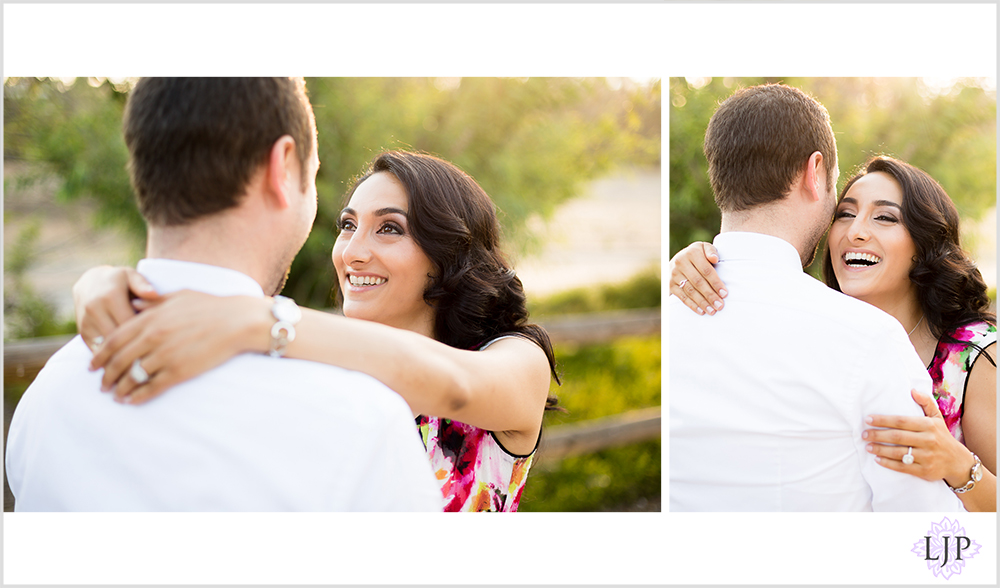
xmin=828 ymin=171 xmax=918 ymax=308
xmin=332 ymin=172 xmax=437 ymax=336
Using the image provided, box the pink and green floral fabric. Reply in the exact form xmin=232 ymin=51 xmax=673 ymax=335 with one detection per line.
xmin=928 ymin=321 xmax=997 ymax=444
xmin=416 ymin=415 xmax=534 ymax=512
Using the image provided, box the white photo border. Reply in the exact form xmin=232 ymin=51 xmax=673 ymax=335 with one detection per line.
xmin=3 ymin=2 xmax=996 ymax=585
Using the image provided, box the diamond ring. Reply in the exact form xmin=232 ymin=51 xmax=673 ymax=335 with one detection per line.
xmin=902 ymin=446 xmax=915 ymax=465
xmin=130 ymin=358 xmax=150 ymax=385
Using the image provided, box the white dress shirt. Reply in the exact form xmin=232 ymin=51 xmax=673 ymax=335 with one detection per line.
xmin=669 ymin=232 xmax=964 ymax=512
xmin=5 ymin=258 xmax=442 ymax=511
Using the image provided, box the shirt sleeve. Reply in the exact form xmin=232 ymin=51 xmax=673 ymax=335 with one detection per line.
xmin=854 ymin=325 xmax=965 ymax=512
xmin=347 ymin=395 xmax=443 ymax=512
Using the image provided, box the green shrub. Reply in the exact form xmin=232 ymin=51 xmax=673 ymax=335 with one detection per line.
xmin=528 ymin=266 xmax=661 ymax=317
xmin=3 ymin=220 xmax=77 ymax=341
xmin=520 ymin=334 xmax=661 ymax=511
xmin=520 ymin=440 xmax=660 ymax=512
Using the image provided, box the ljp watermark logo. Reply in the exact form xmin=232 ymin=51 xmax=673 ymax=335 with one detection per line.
xmin=912 ymin=517 xmax=981 ymax=579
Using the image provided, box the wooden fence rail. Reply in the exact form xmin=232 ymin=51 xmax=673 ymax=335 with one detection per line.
xmin=4 ymin=334 xmax=74 ymax=387
xmin=2 ymin=308 xmax=661 ymax=387
xmin=541 ymin=307 xmax=661 ymax=345
xmin=534 ymin=406 xmax=661 ymax=470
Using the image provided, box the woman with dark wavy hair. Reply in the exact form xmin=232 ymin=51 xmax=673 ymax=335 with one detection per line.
xmin=74 ymin=151 xmax=559 ymax=512
xmin=670 ymin=156 xmax=996 ymax=511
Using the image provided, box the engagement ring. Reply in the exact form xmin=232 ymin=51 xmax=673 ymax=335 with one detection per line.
xmin=130 ymin=358 xmax=150 ymax=385
xmin=902 ymin=446 xmax=915 ymax=465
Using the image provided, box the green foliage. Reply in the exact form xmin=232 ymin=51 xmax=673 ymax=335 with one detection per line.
xmin=4 ymin=77 xmax=661 ymax=309
xmin=519 ymin=440 xmax=660 ymax=512
xmin=668 ymin=77 xmax=727 ymax=255
xmin=528 ymin=266 xmax=661 ymax=316
xmin=549 ymin=335 xmax=661 ymax=419
xmin=2 ymin=291 xmax=75 ymax=340
xmin=4 ymin=381 xmax=30 ymax=409
xmin=669 ymin=77 xmax=997 ymax=277
xmin=4 ymin=77 xmax=143 ymax=238
xmin=3 ymin=220 xmax=77 ymax=340
xmin=520 ymin=335 xmax=661 ymax=511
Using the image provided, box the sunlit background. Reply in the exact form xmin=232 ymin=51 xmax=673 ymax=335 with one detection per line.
xmin=670 ymin=77 xmax=996 ymax=299
xmin=3 ymin=76 xmax=662 ymax=512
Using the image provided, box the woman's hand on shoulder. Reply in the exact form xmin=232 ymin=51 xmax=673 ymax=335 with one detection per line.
xmin=863 ymin=389 xmax=977 ymax=485
xmin=73 ymin=266 xmax=160 ymax=352
xmin=89 ymin=291 xmax=272 ymax=405
xmin=669 ymin=242 xmax=727 ymax=316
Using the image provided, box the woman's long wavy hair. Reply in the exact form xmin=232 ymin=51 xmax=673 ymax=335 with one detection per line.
xmin=822 ymin=156 xmax=995 ymax=350
xmin=341 ymin=151 xmax=562 ymax=407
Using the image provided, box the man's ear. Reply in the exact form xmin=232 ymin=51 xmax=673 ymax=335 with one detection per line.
xmin=801 ymin=151 xmax=825 ymax=203
xmin=266 ymin=135 xmax=299 ymax=209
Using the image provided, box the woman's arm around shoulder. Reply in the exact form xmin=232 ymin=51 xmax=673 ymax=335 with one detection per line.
xmin=90 ymin=287 xmax=553 ymax=455
xmin=291 ymin=311 xmax=552 ymax=456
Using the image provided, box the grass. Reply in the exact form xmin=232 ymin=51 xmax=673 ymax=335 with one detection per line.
xmin=528 ymin=266 xmax=661 ymax=317
xmin=519 ymin=334 xmax=661 ymax=511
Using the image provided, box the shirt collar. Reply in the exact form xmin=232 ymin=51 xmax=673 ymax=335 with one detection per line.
xmin=712 ymin=232 xmax=804 ymax=272
xmin=136 ymin=259 xmax=265 ymax=298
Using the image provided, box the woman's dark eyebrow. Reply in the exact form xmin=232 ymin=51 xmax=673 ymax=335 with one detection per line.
xmin=339 ymin=206 xmax=408 ymax=217
xmin=839 ymin=197 xmax=901 ymax=209
xmin=374 ymin=207 xmax=408 ymax=217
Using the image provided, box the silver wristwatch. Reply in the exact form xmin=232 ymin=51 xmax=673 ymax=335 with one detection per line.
xmin=949 ymin=453 xmax=983 ymax=494
xmin=268 ymin=295 xmax=301 ymax=358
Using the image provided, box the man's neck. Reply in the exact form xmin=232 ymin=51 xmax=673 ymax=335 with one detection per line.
xmin=721 ymin=206 xmax=813 ymax=268
xmin=146 ymin=217 xmax=277 ymax=294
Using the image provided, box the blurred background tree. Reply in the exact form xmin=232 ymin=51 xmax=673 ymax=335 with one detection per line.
xmin=669 ymin=77 xmax=996 ymax=278
xmin=4 ymin=76 xmax=660 ymax=310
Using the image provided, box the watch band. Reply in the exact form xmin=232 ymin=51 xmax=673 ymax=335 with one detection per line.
xmin=268 ymin=295 xmax=301 ymax=358
xmin=949 ymin=453 xmax=983 ymax=494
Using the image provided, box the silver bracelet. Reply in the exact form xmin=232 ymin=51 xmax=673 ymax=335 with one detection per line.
xmin=268 ymin=295 xmax=301 ymax=358
xmin=948 ymin=453 xmax=983 ymax=494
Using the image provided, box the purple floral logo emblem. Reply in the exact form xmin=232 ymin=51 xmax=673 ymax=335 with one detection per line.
xmin=912 ymin=517 xmax=981 ymax=579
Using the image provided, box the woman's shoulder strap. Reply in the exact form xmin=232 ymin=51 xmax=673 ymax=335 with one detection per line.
xmin=475 ymin=332 xmax=531 ymax=351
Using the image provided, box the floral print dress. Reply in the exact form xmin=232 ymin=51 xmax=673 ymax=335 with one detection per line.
xmin=927 ymin=321 xmax=997 ymax=444
xmin=415 ymin=335 xmax=539 ymax=512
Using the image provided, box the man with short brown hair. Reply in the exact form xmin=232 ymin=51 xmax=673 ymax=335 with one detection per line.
xmin=669 ymin=83 xmax=963 ymax=512
xmin=6 ymin=78 xmax=441 ymax=512
xmin=704 ymin=83 xmax=838 ymax=213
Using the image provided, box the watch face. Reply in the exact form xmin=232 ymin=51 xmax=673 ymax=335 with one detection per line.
xmin=973 ymin=465 xmax=983 ymax=483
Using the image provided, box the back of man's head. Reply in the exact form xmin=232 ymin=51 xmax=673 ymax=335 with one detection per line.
xmin=123 ymin=77 xmax=316 ymax=226
xmin=704 ymin=84 xmax=837 ymax=213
